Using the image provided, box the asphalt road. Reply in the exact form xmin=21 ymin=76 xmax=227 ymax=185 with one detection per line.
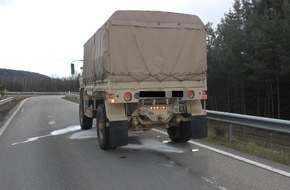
xmin=0 ymin=96 xmax=289 ymax=190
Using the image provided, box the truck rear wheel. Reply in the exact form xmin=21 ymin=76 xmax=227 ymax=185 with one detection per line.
xmin=167 ymin=122 xmax=192 ymax=143
xmin=79 ymin=93 xmax=93 ymax=130
xmin=96 ymin=104 xmax=112 ymax=150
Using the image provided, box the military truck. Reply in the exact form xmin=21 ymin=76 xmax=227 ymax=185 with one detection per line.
xmin=78 ymin=10 xmax=208 ymax=150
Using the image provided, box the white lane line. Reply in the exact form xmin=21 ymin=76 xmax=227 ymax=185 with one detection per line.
xmin=201 ymin=176 xmax=228 ymax=190
xmin=12 ymin=125 xmax=80 ymax=145
xmin=12 ymin=135 xmax=50 ymax=145
xmin=0 ymin=99 xmax=28 ymax=137
xmin=152 ymin=128 xmax=290 ymax=178
xmin=192 ymin=149 xmax=199 ymax=152
xmin=48 ymin=121 xmax=56 ymax=125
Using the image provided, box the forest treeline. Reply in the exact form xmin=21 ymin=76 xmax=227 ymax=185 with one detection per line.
xmin=206 ymin=0 xmax=290 ymax=119
xmin=0 ymin=69 xmax=78 ymax=93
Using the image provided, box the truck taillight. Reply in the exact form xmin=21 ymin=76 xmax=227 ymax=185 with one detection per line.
xmin=108 ymin=94 xmax=115 ymax=103
xmin=188 ymin=90 xmax=195 ymax=99
xmin=124 ymin=92 xmax=132 ymax=102
xmin=109 ymin=99 xmax=115 ymax=103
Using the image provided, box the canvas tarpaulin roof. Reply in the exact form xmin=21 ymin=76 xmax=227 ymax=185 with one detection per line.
xmin=83 ymin=10 xmax=207 ymax=82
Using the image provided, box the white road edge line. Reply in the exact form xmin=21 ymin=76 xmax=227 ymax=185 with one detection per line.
xmin=152 ymin=128 xmax=290 ymax=178
xmin=0 ymin=99 xmax=28 ymax=137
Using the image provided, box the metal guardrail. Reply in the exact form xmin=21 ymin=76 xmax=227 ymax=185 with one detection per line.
xmin=64 ymin=93 xmax=290 ymax=135
xmin=0 ymin=97 xmax=15 ymax=109
xmin=3 ymin=92 xmax=289 ymax=144
xmin=207 ymin=110 xmax=290 ymax=134
xmin=65 ymin=93 xmax=80 ymax=101
xmin=66 ymin=92 xmax=290 ymax=134
xmin=65 ymin=92 xmax=79 ymax=97
xmin=5 ymin=91 xmax=66 ymax=96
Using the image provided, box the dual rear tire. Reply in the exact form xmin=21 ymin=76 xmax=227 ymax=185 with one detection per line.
xmin=96 ymin=104 xmax=112 ymax=150
xmin=78 ymin=93 xmax=120 ymax=150
xmin=79 ymin=93 xmax=92 ymax=130
xmin=167 ymin=122 xmax=192 ymax=143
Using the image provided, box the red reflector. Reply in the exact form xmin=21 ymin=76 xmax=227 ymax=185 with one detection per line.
xmin=202 ymin=91 xmax=207 ymax=100
xmin=188 ymin=90 xmax=195 ymax=99
xmin=124 ymin=92 xmax=132 ymax=102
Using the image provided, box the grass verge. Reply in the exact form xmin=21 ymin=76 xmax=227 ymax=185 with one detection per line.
xmin=206 ymin=121 xmax=290 ymax=166
xmin=0 ymin=96 xmax=30 ymax=124
xmin=62 ymin=96 xmax=79 ymax=104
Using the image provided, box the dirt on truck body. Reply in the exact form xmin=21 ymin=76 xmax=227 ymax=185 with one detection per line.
xmin=78 ymin=10 xmax=208 ymax=149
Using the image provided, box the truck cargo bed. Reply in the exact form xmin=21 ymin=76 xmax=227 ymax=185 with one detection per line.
xmin=83 ymin=10 xmax=207 ymax=83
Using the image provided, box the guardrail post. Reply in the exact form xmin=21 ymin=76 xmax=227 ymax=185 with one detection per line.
xmin=228 ymin=124 xmax=233 ymax=143
xmin=243 ymin=127 xmax=247 ymax=142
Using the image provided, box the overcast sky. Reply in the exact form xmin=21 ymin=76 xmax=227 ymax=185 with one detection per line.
xmin=0 ymin=0 xmax=233 ymax=77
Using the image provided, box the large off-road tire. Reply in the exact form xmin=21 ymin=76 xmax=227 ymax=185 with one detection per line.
xmin=97 ymin=104 xmax=113 ymax=150
xmin=167 ymin=122 xmax=192 ymax=143
xmin=79 ymin=90 xmax=93 ymax=130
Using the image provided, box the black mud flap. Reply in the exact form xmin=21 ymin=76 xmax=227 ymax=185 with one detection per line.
xmin=191 ymin=115 xmax=207 ymax=139
xmin=109 ymin=120 xmax=128 ymax=148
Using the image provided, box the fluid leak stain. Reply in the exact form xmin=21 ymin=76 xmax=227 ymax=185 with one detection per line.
xmin=69 ymin=130 xmax=97 ymax=139
xmin=12 ymin=125 xmax=81 ymax=145
xmin=51 ymin=125 xmax=80 ymax=135
xmin=124 ymin=139 xmax=184 ymax=154
xmin=12 ymin=126 xmax=184 ymax=155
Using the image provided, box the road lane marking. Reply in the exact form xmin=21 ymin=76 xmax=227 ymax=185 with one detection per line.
xmin=48 ymin=121 xmax=56 ymax=125
xmin=152 ymin=128 xmax=290 ymax=178
xmin=12 ymin=125 xmax=80 ymax=145
xmin=201 ymin=176 xmax=228 ymax=190
xmin=12 ymin=135 xmax=50 ymax=145
xmin=0 ymin=99 xmax=28 ymax=137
